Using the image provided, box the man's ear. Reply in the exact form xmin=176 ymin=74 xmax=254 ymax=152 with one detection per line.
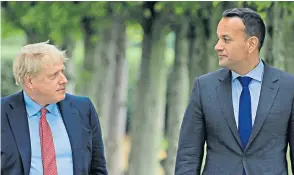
xmin=247 ymin=36 xmax=259 ymax=54
xmin=24 ymin=75 xmax=34 ymax=89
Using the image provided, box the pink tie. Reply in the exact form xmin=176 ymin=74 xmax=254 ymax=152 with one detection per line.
xmin=40 ymin=108 xmax=58 ymax=175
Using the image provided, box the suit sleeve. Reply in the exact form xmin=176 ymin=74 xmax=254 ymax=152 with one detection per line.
xmin=175 ymin=78 xmax=205 ymax=175
xmin=87 ymin=98 xmax=108 ymax=175
xmin=289 ymin=95 xmax=294 ymax=172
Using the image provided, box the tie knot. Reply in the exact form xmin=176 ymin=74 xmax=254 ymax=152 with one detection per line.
xmin=41 ymin=108 xmax=47 ymax=116
xmin=237 ymin=76 xmax=252 ymax=88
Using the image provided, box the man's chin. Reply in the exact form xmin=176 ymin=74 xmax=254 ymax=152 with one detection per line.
xmin=60 ymin=93 xmax=66 ymax=100
xmin=55 ymin=94 xmax=66 ymax=103
xmin=219 ymin=61 xmax=228 ymax=68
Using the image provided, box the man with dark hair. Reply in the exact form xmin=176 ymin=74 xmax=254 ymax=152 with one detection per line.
xmin=175 ymin=8 xmax=294 ymax=175
xmin=222 ymin=8 xmax=266 ymax=51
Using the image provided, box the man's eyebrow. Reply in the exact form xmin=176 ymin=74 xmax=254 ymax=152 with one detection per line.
xmin=221 ymin=34 xmax=230 ymax=38
xmin=216 ymin=33 xmax=231 ymax=38
xmin=50 ymin=71 xmax=59 ymax=75
xmin=51 ymin=68 xmax=64 ymax=75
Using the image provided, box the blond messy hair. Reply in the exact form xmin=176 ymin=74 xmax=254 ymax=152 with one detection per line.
xmin=13 ymin=40 xmax=69 ymax=86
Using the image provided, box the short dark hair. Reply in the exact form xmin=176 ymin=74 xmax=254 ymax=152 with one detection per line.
xmin=222 ymin=8 xmax=266 ymax=51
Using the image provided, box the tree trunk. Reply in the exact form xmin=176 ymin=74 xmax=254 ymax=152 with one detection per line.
xmin=188 ymin=12 xmax=208 ymax=92
xmin=26 ymin=30 xmax=38 ymax=44
xmin=96 ymin=17 xmax=119 ymax=143
xmin=272 ymin=2 xmax=285 ymax=70
xmin=25 ymin=29 xmax=49 ymax=44
xmin=128 ymin=28 xmax=151 ymax=175
xmin=262 ymin=3 xmax=274 ymax=66
xmin=206 ymin=3 xmax=222 ymax=72
xmin=282 ymin=5 xmax=294 ymax=173
xmin=105 ymin=17 xmax=128 ymax=175
xmin=79 ymin=17 xmax=99 ymax=96
xmin=128 ymin=6 xmax=169 ymax=174
xmin=163 ymin=18 xmax=190 ymax=175
xmin=282 ymin=9 xmax=294 ymax=74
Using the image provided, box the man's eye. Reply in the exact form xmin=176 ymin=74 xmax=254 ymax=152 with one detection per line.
xmin=224 ymin=38 xmax=230 ymax=42
xmin=51 ymin=73 xmax=58 ymax=78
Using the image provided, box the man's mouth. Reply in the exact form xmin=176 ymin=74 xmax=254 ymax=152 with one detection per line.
xmin=57 ymin=88 xmax=65 ymax=91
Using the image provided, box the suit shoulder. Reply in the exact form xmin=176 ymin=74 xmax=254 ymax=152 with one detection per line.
xmin=194 ymin=68 xmax=226 ymax=84
xmin=1 ymin=91 xmax=22 ymax=106
xmin=279 ymin=70 xmax=294 ymax=80
xmin=64 ymin=93 xmax=91 ymax=105
xmin=189 ymin=68 xmax=227 ymax=92
xmin=63 ymin=93 xmax=97 ymax=111
xmin=269 ymin=66 xmax=294 ymax=81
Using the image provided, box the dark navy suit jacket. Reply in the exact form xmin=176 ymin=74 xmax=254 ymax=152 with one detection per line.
xmin=1 ymin=91 xmax=108 ymax=175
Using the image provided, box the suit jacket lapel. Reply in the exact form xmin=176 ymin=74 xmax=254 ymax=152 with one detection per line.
xmin=6 ymin=91 xmax=31 ymax=175
xmin=58 ymin=96 xmax=83 ymax=175
xmin=216 ymin=69 xmax=243 ymax=149
xmin=245 ymin=64 xmax=280 ymax=150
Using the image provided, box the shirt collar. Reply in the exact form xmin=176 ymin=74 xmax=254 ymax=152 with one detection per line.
xmin=231 ymin=59 xmax=264 ymax=82
xmin=23 ymin=91 xmax=59 ymax=117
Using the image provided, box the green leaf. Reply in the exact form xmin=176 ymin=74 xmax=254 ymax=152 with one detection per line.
xmin=212 ymin=1 xmax=221 ymax=7
xmin=143 ymin=9 xmax=151 ymax=18
xmin=154 ymin=2 xmax=164 ymax=12
xmin=255 ymin=1 xmax=272 ymax=11
xmin=175 ymin=6 xmax=184 ymax=15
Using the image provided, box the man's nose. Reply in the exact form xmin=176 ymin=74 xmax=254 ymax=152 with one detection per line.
xmin=60 ymin=73 xmax=68 ymax=84
xmin=215 ymin=40 xmax=224 ymax=52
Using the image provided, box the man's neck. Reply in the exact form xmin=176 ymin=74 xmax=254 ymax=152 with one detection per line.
xmin=23 ymin=88 xmax=48 ymax=107
xmin=234 ymin=56 xmax=260 ymax=76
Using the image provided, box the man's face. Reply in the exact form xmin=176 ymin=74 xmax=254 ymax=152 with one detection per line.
xmin=30 ymin=59 xmax=68 ymax=105
xmin=215 ymin=17 xmax=249 ymax=71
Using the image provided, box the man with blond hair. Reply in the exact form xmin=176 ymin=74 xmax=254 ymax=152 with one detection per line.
xmin=1 ymin=41 xmax=108 ymax=175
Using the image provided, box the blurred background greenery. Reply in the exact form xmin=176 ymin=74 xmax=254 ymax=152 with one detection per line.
xmin=1 ymin=1 xmax=293 ymax=175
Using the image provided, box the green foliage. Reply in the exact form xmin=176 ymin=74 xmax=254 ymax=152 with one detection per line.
xmin=1 ymin=2 xmax=112 ymax=44
xmin=90 ymin=35 xmax=100 ymax=43
xmin=212 ymin=1 xmax=221 ymax=8
xmin=1 ymin=2 xmax=28 ymax=37
xmin=76 ymin=1 xmax=107 ymax=17
xmin=154 ymin=3 xmax=164 ymax=13
xmin=280 ymin=1 xmax=294 ymax=13
xmin=254 ymin=1 xmax=272 ymax=11
xmin=143 ymin=8 xmax=151 ymax=19
xmin=165 ymin=2 xmax=202 ymax=16
xmin=175 ymin=6 xmax=184 ymax=15
xmin=1 ymin=18 xmax=24 ymax=38
xmin=47 ymin=2 xmax=81 ymax=44
xmin=126 ymin=23 xmax=143 ymax=47
xmin=2 ymin=2 xmax=77 ymax=43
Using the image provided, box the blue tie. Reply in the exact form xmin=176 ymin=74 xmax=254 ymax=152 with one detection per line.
xmin=238 ymin=76 xmax=252 ymax=149
xmin=238 ymin=76 xmax=252 ymax=175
